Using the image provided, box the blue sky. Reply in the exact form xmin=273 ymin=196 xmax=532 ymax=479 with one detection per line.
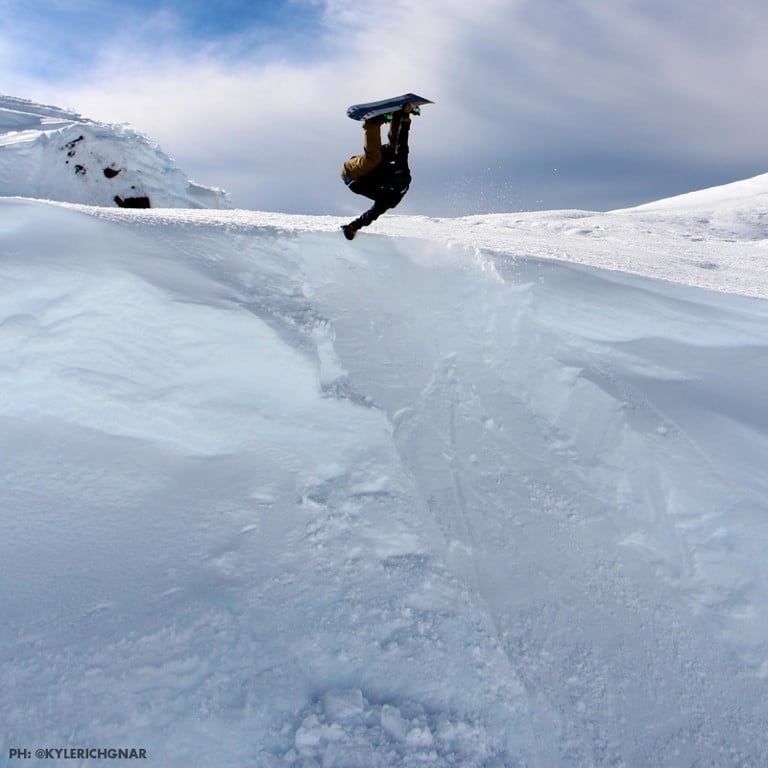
xmin=2 ymin=0 xmax=768 ymax=215
xmin=3 ymin=0 xmax=326 ymax=74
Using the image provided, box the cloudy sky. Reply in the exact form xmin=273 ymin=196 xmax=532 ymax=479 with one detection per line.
xmin=2 ymin=0 xmax=767 ymax=215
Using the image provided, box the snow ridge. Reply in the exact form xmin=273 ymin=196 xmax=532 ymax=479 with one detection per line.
xmin=0 ymin=93 xmax=230 ymax=209
xmin=1 ymin=196 xmax=768 ymax=766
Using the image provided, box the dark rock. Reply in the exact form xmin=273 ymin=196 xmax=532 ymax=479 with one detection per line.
xmin=114 ymin=195 xmax=151 ymax=209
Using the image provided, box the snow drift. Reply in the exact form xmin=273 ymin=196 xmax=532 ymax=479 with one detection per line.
xmin=1 ymin=181 xmax=768 ymax=766
xmin=0 ymin=94 xmax=229 ymax=209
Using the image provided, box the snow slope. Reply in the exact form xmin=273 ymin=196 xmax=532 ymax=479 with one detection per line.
xmin=376 ymin=171 xmax=768 ymax=299
xmin=1 ymin=179 xmax=768 ymax=767
xmin=0 ymin=95 xmax=229 ymax=208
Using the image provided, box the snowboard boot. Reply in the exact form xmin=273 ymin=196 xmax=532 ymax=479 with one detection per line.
xmin=390 ymin=104 xmax=416 ymax=123
xmin=363 ymin=114 xmax=389 ymax=128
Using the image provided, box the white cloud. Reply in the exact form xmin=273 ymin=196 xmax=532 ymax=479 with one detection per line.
xmin=4 ymin=0 xmax=768 ymax=213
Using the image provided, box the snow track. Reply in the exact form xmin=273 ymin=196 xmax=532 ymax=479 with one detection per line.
xmin=1 ymin=198 xmax=768 ymax=766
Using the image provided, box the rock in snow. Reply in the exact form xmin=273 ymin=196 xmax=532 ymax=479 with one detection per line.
xmin=0 ymin=93 xmax=230 ymax=209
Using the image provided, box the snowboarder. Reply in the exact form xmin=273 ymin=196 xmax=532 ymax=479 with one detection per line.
xmin=340 ymin=103 xmax=413 ymax=240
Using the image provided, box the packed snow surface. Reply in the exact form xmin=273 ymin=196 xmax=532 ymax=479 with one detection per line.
xmin=2 ymin=172 xmax=768 ymax=767
xmin=0 ymin=94 xmax=229 ymax=209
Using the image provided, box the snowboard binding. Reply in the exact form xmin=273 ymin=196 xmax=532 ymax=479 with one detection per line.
xmin=383 ymin=106 xmax=421 ymax=122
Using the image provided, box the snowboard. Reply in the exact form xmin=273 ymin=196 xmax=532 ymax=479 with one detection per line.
xmin=346 ymin=93 xmax=433 ymax=121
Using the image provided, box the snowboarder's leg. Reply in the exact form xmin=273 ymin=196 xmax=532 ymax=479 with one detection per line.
xmin=386 ymin=114 xmax=401 ymax=148
xmin=381 ymin=108 xmax=411 ymax=169
xmin=380 ymin=112 xmax=402 ymax=163
xmin=392 ymin=114 xmax=410 ymax=171
xmin=341 ymin=120 xmax=383 ymax=182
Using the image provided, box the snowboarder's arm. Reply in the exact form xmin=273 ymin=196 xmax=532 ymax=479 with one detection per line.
xmin=349 ymin=199 xmax=390 ymax=231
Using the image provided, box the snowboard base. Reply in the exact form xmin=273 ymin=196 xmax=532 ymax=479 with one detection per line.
xmin=347 ymin=93 xmax=433 ymax=122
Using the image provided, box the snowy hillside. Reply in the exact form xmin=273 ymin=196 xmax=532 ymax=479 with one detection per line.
xmin=2 ymin=175 xmax=768 ymax=767
xmin=375 ymin=170 xmax=768 ymax=299
xmin=0 ymin=94 xmax=229 ymax=208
